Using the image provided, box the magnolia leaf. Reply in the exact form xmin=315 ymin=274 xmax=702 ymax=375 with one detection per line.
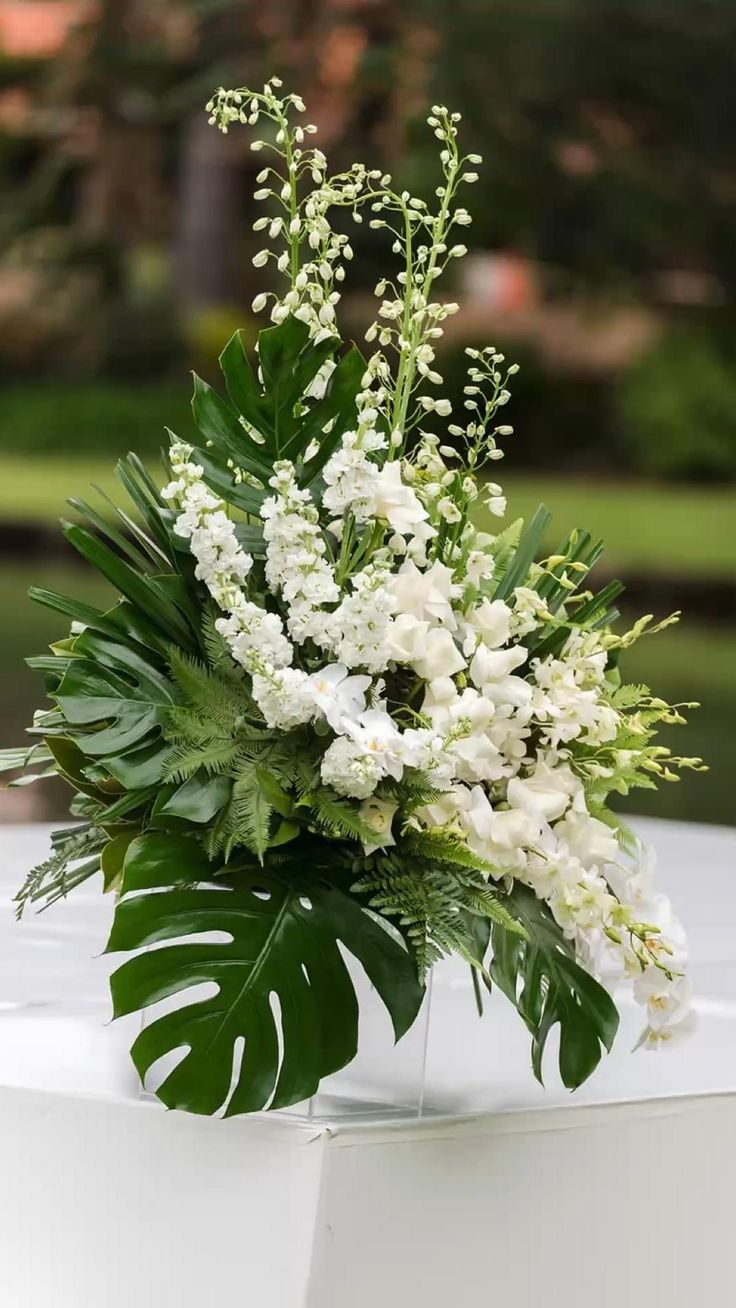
xmin=101 ymin=831 xmax=137 ymax=894
xmin=107 ymin=833 xmax=425 ymax=1116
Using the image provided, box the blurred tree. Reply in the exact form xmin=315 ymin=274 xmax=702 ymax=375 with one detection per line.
xmin=415 ymin=0 xmax=736 ymax=300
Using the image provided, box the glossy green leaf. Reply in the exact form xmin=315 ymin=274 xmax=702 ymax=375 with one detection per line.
xmin=493 ymin=504 xmax=552 ymax=601
xmin=158 ymin=771 xmax=232 ymax=823
xmin=107 ymin=833 xmax=425 ymax=1116
xmin=101 ymin=831 xmax=137 ymax=893
xmin=191 ymin=375 xmax=272 ymax=481
xmin=219 ymin=330 xmax=272 ymax=438
xmin=489 ymin=884 xmax=619 ymax=1089
xmin=54 ymin=654 xmax=177 ymax=758
xmin=63 ymin=524 xmax=197 ymax=652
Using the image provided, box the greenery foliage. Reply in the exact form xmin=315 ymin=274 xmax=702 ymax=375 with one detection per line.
xmin=618 ymin=328 xmax=736 ymax=479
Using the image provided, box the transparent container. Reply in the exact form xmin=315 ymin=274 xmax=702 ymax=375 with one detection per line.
xmin=284 ymin=972 xmax=434 ymax=1123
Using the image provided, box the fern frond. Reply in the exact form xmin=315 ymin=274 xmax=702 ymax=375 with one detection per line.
xmin=389 ymin=770 xmax=444 ymax=815
xmin=462 ymin=884 xmax=525 ymax=935
xmin=164 ymin=740 xmax=240 ymax=782
xmin=231 ymin=766 xmax=273 ymax=860
xmin=201 ymin=604 xmax=235 ymax=671
xmin=354 ymin=854 xmax=524 ymax=980
xmin=309 ymin=788 xmax=376 ymax=843
xmin=168 ymin=648 xmax=254 ymax=726
xmin=165 ymin=705 xmax=221 ymax=748
xmin=403 ymin=831 xmax=498 ymax=874
xmin=611 ymin=683 xmax=651 ymax=709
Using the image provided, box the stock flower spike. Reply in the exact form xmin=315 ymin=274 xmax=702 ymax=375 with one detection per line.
xmin=2 ymin=79 xmax=705 ymax=1116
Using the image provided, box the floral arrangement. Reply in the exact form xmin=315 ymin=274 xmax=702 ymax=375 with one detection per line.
xmin=3 ymin=79 xmax=703 ymax=1117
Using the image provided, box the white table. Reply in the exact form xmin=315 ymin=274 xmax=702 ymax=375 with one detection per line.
xmin=1 ymin=818 xmax=734 ymax=1307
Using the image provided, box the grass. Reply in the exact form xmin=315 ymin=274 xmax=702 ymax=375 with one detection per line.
xmin=480 ymin=475 xmax=736 ymax=579
xmin=0 ymin=454 xmax=130 ymax=524
xmin=0 ymin=455 xmax=732 ymax=579
xmin=0 ymin=381 xmax=190 ymax=458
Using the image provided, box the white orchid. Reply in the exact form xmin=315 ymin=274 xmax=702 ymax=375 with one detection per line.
xmin=305 ymin=665 xmax=371 ymax=732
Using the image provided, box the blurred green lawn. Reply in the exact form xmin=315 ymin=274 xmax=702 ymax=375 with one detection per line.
xmin=1 ymin=454 xmax=734 ymax=579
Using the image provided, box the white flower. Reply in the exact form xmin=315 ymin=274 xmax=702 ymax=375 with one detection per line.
xmin=261 ymin=461 xmax=339 ymax=641
xmin=388 ymin=559 xmax=461 ymax=629
xmin=367 ymin=460 xmax=435 ymax=542
xmin=465 ymin=547 xmax=496 ymax=588
xmin=322 ymin=424 xmax=386 ymax=525
xmin=342 ymin=709 xmax=405 ymax=777
xmin=216 ymin=601 xmax=293 ymax=671
xmin=325 ymin=563 xmax=396 ymax=673
xmin=554 ymin=802 xmax=620 ymax=868
xmin=359 ymin=796 xmax=399 ymax=853
xmin=411 ymin=627 xmax=466 ymax=681
xmin=163 ymin=442 xmax=254 ymax=611
xmin=437 ymin=496 xmax=462 ymax=523
xmin=304 ymin=664 xmax=371 ymax=732
xmin=634 ymin=971 xmax=693 ymax=1035
xmin=468 ymin=644 xmax=532 ymax=716
xmin=510 ymin=586 xmax=550 ymax=639
xmin=321 ymin=708 xmax=406 ymax=799
xmin=459 ymin=598 xmax=512 ymax=654
xmin=469 ymin=643 xmax=527 ymax=690
xmin=320 ymin=736 xmax=384 ymax=799
xmin=386 ymin=613 xmax=430 ymax=664
xmin=251 ymin=666 xmax=314 ymax=731
xmin=462 ymin=787 xmax=541 ymax=871
xmin=507 ymin=757 xmax=581 ymax=823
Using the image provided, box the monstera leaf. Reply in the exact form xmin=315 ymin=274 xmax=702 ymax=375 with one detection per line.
xmin=54 ymin=630 xmax=177 ymax=763
xmin=489 ymin=884 xmax=619 ymax=1090
xmin=190 ymin=318 xmax=365 ymax=498
xmin=107 ymin=833 xmax=425 ymax=1116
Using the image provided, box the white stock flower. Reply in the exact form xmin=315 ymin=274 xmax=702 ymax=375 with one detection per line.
xmin=216 ymin=602 xmax=293 ymax=671
xmin=251 ymin=666 xmax=314 ymax=731
xmin=163 ymin=442 xmax=254 ymax=609
xmin=261 ymin=461 xmax=339 ymax=641
xmin=322 ymin=423 xmax=386 ymax=525
xmin=325 ymin=563 xmax=396 ymax=673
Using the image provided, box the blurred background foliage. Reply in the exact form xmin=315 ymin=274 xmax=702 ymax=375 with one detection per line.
xmin=0 ymin=0 xmax=733 ymax=825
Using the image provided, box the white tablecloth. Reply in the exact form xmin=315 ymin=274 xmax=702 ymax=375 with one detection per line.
xmin=0 ymin=818 xmax=734 ymax=1308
